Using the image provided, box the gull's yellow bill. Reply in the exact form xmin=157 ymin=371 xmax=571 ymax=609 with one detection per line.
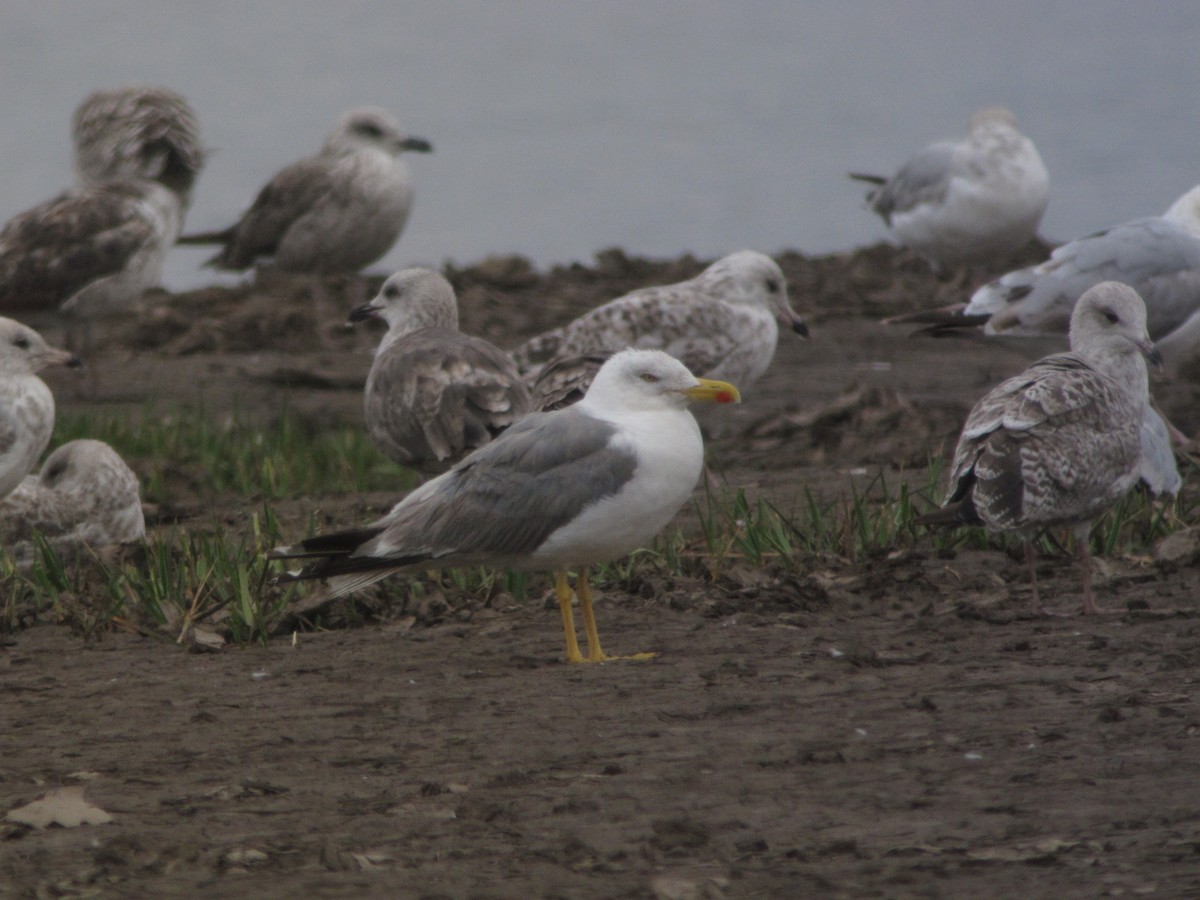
xmin=684 ymin=378 xmax=741 ymax=405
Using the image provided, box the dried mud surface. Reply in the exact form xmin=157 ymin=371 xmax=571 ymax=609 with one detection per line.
xmin=4 ymin=242 xmax=1200 ymax=899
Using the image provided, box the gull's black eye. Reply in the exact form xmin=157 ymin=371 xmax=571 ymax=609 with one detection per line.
xmin=384 ymin=283 xmax=401 ymax=299
xmin=13 ymin=336 xmax=29 ymax=349
xmin=353 ymin=120 xmax=385 ymax=139
xmin=43 ymin=460 xmax=67 ymax=482
xmin=765 ymin=277 xmax=780 ymax=294
xmin=640 ymin=372 xmax=659 ymax=383
xmin=1103 ymin=310 xmax=1119 ymax=324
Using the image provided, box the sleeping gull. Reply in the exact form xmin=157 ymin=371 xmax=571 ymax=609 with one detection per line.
xmin=0 ymin=88 xmax=201 ymax=317
xmin=917 ymin=283 xmax=1160 ymax=615
xmin=179 ymin=107 xmax=432 ymax=274
xmin=512 ymin=251 xmax=807 ymax=396
xmin=958 ymin=185 xmax=1200 ymax=365
xmin=271 ymin=349 xmax=741 ymax=663
xmin=349 ymin=267 xmax=531 ymax=472
xmin=850 ymin=107 xmax=1049 ymax=271
xmin=0 ymin=439 xmax=144 ymax=564
xmin=72 ymin=85 xmax=205 ymax=203
xmin=0 ymin=318 xmax=80 ymax=499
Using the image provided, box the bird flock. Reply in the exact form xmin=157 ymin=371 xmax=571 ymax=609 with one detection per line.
xmin=0 ymin=88 xmax=1193 ymax=659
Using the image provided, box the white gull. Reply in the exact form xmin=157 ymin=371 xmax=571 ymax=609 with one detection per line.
xmin=271 ymin=349 xmax=740 ymax=663
xmin=851 ymin=107 xmax=1049 ymax=271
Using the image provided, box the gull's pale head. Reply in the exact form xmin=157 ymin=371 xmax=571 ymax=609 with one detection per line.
xmin=1069 ymin=282 xmax=1161 ymax=368
xmin=583 ymin=348 xmax=740 ymax=413
xmin=1162 ymin=184 xmax=1200 ymax=234
xmin=348 ymin=267 xmax=459 ymax=334
xmin=701 ymin=251 xmax=808 ymax=338
xmin=325 ymin=107 xmax=433 ymax=157
xmin=969 ymin=106 xmax=1020 ymax=132
xmin=0 ymin=317 xmax=81 ymax=376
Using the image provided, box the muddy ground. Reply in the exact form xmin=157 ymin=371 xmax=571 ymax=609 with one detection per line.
xmin=3 ymin=243 xmax=1200 ymax=898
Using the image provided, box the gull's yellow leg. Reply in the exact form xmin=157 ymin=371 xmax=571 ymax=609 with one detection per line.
xmin=576 ymin=567 xmax=656 ymax=663
xmin=555 ymin=570 xmax=584 ymax=664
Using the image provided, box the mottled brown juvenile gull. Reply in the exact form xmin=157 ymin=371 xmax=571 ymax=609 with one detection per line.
xmin=959 ymin=185 xmax=1200 ymax=360
xmin=919 ymin=283 xmax=1159 ymax=615
xmin=271 ymin=349 xmax=740 ymax=663
xmin=0 ymin=440 xmax=144 ymax=563
xmin=513 ymin=251 xmax=807 ymax=394
xmin=0 ymin=179 xmax=184 ymax=317
xmin=180 ymin=107 xmax=432 ymax=274
xmin=0 ymin=318 xmax=79 ymax=499
xmin=348 ymin=267 xmax=531 ymax=472
xmin=850 ymin=107 xmax=1049 ymax=271
xmin=72 ymin=85 xmax=205 ymax=202
xmin=0 ymin=89 xmax=202 ymax=317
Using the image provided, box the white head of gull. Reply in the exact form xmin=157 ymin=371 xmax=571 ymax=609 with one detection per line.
xmin=271 ymin=348 xmax=740 ymax=663
xmin=920 ymin=282 xmax=1160 ymax=615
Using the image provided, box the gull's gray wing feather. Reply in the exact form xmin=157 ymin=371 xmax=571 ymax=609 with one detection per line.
xmin=368 ymin=408 xmax=636 ymax=561
xmin=864 ymin=142 xmax=957 ymax=223
xmin=280 ymin=408 xmax=639 ymax=596
xmin=1138 ymin=406 xmax=1181 ymax=497
xmin=366 ymin=329 xmax=531 ymax=469
xmin=200 ymin=158 xmax=337 ymax=269
xmin=968 ymin=217 xmax=1200 ymax=339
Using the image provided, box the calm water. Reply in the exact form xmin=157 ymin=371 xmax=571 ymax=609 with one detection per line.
xmin=1 ymin=1 xmax=1197 ymax=291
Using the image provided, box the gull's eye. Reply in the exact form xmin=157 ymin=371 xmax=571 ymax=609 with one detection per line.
xmin=384 ymin=284 xmax=401 ymax=299
xmin=354 ymin=120 xmax=385 ymax=139
xmin=1103 ymin=310 xmax=1119 ymax=324
xmin=765 ymin=277 xmax=780 ymax=294
xmin=640 ymin=372 xmax=659 ymax=383
xmin=12 ymin=336 xmax=29 ymax=349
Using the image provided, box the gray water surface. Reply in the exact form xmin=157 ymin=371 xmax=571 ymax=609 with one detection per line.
xmin=1 ymin=1 xmax=1197 ymax=291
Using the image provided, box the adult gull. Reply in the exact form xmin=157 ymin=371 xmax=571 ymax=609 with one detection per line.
xmin=0 ymin=318 xmax=80 ymax=499
xmin=349 ymin=267 xmax=531 ymax=473
xmin=271 ymin=349 xmax=740 ymax=663
xmin=917 ymin=283 xmax=1160 ymax=615
xmin=512 ymin=251 xmax=807 ymax=397
xmin=958 ymin=185 xmax=1200 ymax=366
xmin=0 ymin=439 xmax=145 ymax=564
xmin=180 ymin=107 xmax=432 ymax=274
xmin=850 ymin=107 xmax=1049 ymax=272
